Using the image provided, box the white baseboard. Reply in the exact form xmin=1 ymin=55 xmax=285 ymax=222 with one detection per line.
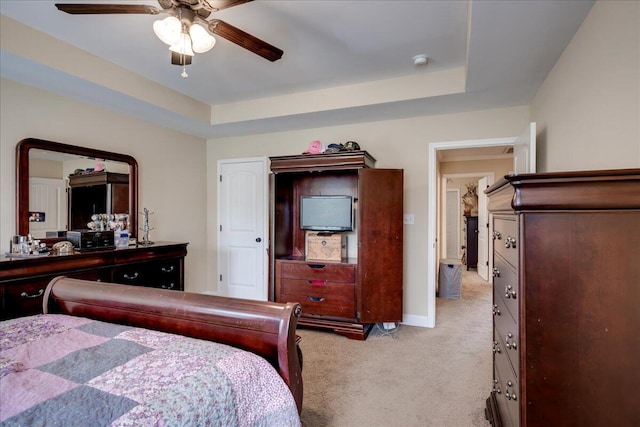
xmin=401 ymin=313 xmax=434 ymax=328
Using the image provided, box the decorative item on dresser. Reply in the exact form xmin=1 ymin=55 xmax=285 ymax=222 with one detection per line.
xmin=270 ymin=151 xmax=404 ymax=340
xmin=484 ymin=169 xmax=640 ymax=427
xmin=0 ymin=242 xmax=187 ymax=320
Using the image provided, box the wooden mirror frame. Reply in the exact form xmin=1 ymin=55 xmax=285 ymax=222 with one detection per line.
xmin=16 ymin=138 xmax=138 ymax=238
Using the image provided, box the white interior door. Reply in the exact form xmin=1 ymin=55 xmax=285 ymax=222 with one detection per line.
xmin=476 ymin=177 xmax=489 ymax=281
xmin=513 ymin=122 xmax=537 ymax=174
xmin=29 ymin=177 xmax=67 ymax=239
xmin=445 ymin=189 xmax=460 ymax=259
xmin=217 ymin=158 xmax=268 ymax=301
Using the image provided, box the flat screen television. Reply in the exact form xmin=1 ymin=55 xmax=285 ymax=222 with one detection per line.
xmin=300 ymin=195 xmax=354 ymax=231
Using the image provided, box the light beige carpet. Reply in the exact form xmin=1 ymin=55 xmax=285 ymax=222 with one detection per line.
xmin=297 ymin=270 xmax=492 ymax=427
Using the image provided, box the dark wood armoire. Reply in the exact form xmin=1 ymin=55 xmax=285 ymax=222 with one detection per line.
xmin=270 ymin=151 xmax=403 ymax=340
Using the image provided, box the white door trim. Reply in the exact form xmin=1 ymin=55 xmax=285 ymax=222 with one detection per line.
xmin=444 ymin=188 xmax=460 ymax=259
xmin=216 ymin=156 xmax=269 ymax=300
xmin=427 ymin=137 xmax=516 ymax=328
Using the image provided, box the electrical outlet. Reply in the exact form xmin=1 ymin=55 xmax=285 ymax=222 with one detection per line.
xmin=403 ymin=214 xmax=415 ymax=224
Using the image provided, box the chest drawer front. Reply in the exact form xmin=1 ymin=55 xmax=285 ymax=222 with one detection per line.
xmin=494 ymin=217 xmax=519 ymax=269
xmin=494 ymin=365 xmax=520 ymax=427
xmin=494 ymin=296 xmax=519 ymax=376
xmin=279 ymin=290 xmax=355 ymax=319
xmin=278 ymin=261 xmax=355 ymax=283
xmin=493 ymin=255 xmax=518 ymax=321
xmin=280 ymin=278 xmax=354 ymax=301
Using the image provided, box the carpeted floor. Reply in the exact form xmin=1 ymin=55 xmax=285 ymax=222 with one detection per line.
xmin=297 ymin=270 xmax=492 ymax=427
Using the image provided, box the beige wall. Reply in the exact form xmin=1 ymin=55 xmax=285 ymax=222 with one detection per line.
xmin=207 ymin=106 xmax=530 ymax=322
xmin=531 ymin=0 xmax=640 ymax=172
xmin=0 ymin=78 xmax=209 ymax=293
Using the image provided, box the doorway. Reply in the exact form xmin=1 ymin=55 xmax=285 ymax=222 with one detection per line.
xmin=426 ymin=137 xmax=517 ymax=328
xmin=441 ymin=172 xmax=494 ymax=278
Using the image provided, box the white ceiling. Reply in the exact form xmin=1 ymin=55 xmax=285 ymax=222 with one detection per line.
xmin=0 ymin=0 xmax=594 ymax=140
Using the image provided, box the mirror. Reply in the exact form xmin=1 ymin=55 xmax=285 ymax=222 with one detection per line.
xmin=17 ymin=138 xmax=138 ymax=239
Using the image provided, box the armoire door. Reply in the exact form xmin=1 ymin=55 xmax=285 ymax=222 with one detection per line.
xmin=356 ymin=168 xmax=404 ymax=323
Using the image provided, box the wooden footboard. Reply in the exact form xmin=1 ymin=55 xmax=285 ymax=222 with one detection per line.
xmin=43 ymin=276 xmax=303 ymax=413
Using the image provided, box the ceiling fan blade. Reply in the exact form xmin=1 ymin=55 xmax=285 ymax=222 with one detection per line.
xmin=202 ymin=0 xmax=253 ymax=11
xmin=208 ymin=19 xmax=283 ymax=62
xmin=55 ymin=4 xmax=162 ymax=15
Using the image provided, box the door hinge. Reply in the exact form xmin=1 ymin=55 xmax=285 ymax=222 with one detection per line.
xmin=219 ymin=224 xmax=222 ymax=232
xmin=219 ymin=175 xmax=222 ymax=182
xmin=219 ymin=274 xmax=222 ymax=281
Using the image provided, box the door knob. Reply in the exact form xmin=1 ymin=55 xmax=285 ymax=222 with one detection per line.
xmin=256 ymin=237 xmax=262 ymax=243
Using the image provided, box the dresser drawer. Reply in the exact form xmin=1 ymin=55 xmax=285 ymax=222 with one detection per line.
xmin=494 ymin=217 xmax=519 ymax=269
xmin=494 ymin=296 xmax=519 ymax=377
xmin=2 ymin=268 xmax=110 ymax=319
xmin=280 ymin=278 xmax=354 ymax=301
xmin=278 ymin=261 xmax=356 ymax=283
xmin=279 ymin=290 xmax=356 ymax=319
xmin=493 ymin=254 xmax=518 ymax=321
xmin=113 ymin=259 xmax=182 ymax=290
xmin=494 ymin=365 xmax=520 ymax=427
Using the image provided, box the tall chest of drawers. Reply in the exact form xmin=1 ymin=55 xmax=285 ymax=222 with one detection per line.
xmin=485 ymin=169 xmax=640 ymax=427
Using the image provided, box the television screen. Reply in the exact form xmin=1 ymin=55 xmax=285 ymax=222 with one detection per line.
xmin=300 ymin=195 xmax=354 ymax=231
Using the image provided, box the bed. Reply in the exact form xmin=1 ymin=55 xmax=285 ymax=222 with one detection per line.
xmin=0 ymin=276 xmax=303 ymax=426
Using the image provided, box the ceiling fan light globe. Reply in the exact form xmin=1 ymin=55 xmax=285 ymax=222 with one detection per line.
xmin=169 ymin=33 xmax=195 ymax=56
xmin=153 ymin=16 xmax=181 ymax=46
xmin=189 ymin=23 xmax=216 ymax=53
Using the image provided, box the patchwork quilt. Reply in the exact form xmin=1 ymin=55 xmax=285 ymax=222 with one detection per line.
xmin=0 ymin=314 xmax=301 ymax=427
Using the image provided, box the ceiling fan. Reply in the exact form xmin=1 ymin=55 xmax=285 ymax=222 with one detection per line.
xmin=55 ymin=0 xmax=283 ymax=77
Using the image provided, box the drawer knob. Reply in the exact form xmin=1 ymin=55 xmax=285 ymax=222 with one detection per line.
xmin=308 ymin=280 xmax=326 ymax=287
xmin=492 ymin=304 xmax=501 ymax=316
xmin=492 ymin=341 xmax=501 ymax=354
xmin=493 ymin=231 xmax=502 ymax=240
xmin=504 ymin=236 xmax=517 ymax=249
xmin=161 ymin=282 xmax=176 ymax=289
xmin=124 ymin=272 xmax=139 ymax=280
xmin=161 ymin=265 xmax=175 ymax=273
xmin=20 ymin=289 xmax=44 ymax=299
xmin=492 ymin=267 xmax=501 ymax=278
xmin=505 ymin=333 xmax=517 ymax=350
xmin=307 ymin=296 xmax=325 ymax=302
xmin=505 ymin=380 xmax=518 ymax=400
xmin=504 ymin=285 xmax=517 ymax=299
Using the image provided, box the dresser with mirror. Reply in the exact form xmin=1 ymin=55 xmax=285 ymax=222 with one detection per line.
xmin=1 ymin=138 xmax=188 ymax=320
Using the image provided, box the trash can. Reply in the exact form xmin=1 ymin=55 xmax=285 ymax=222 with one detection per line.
xmin=439 ymin=258 xmax=462 ymax=299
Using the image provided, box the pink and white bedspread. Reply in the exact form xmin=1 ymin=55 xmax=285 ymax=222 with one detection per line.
xmin=0 ymin=314 xmax=301 ymax=427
